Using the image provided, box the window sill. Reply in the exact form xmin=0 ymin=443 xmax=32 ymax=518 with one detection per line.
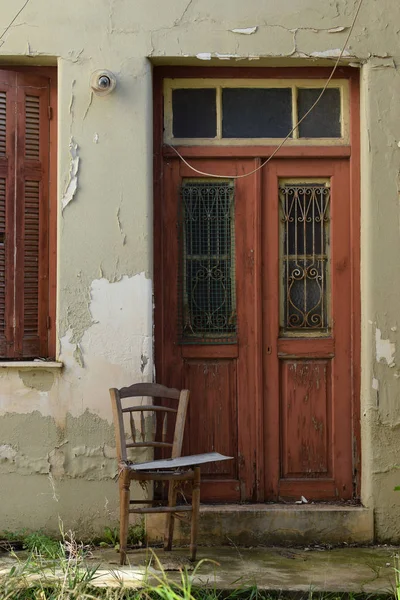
xmin=0 ymin=361 xmax=63 ymax=369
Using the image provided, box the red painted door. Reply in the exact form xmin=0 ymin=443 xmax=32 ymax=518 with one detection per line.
xmin=263 ymin=159 xmax=353 ymax=500
xmin=156 ymin=156 xmax=354 ymax=502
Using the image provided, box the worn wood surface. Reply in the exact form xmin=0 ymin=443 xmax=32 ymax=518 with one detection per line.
xmin=155 ymin=65 xmax=356 ymax=80
xmin=0 ymin=70 xmax=52 ymax=358
xmin=263 ymin=158 xmax=353 ymax=500
xmin=110 ymin=383 xmax=203 ymax=565
xmin=153 ymin=67 xmax=360 ymax=504
xmin=349 ymin=73 xmax=361 ymax=499
xmin=182 ymin=360 xmax=238 ymax=478
xmin=163 ymin=145 xmax=351 ymax=159
xmin=280 ymin=360 xmax=331 ymax=478
xmin=119 ymin=382 xmax=180 ymax=400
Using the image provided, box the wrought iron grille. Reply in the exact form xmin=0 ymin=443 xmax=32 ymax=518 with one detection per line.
xmin=179 ymin=181 xmax=236 ymax=344
xmin=279 ymin=183 xmax=331 ymax=333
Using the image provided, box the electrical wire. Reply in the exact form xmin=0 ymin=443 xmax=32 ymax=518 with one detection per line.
xmin=167 ymin=0 xmax=364 ymax=180
xmin=0 ymin=0 xmax=32 ymax=46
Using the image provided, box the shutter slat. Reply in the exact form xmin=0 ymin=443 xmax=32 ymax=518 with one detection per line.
xmin=0 ymin=92 xmax=6 ymax=156
xmin=0 ymin=178 xmax=5 ymax=338
xmin=23 ymin=180 xmax=40 ymax=335
xmin=24 ymin=95 xmax=40 ymax=160
xmin=0 ymin=73 xmax=51 ymax=358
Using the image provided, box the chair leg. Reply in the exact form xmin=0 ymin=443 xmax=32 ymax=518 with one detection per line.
xmin=119 ymin=470 xmax=130 ymax=566
xmin=190 ymin=467 xmax=201 ymax=562
xmin=164 ymin=480 xmax=177 ymax=551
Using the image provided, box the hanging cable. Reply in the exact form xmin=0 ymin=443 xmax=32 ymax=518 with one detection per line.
xmin=167 ymin=0 xmax=364 ymax=180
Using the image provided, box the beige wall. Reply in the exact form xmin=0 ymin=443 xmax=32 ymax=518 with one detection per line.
xmin=0 ymin=0 xmax=399 ymax=540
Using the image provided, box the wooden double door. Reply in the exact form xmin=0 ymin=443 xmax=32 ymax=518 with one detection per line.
xmin=156 ymin=155 xmax=357 ymax=502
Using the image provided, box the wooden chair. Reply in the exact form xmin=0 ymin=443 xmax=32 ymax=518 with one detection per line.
xmin=110 ymin=382 xmax=231 ymax=565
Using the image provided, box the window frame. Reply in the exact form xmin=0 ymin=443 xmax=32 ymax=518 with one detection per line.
xmin=178 ymin=178 xmax=237 ymax=345
xmin=164 ymin=78 xmax=350 ymax=146
xmin=278 ymin=177 xmax=332 ymax=338
xmin=0 ymin=66 xmax=57 ymax=360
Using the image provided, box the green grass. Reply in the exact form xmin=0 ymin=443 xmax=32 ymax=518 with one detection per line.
xmin=0 ymin=535 xmax=397 ymax=600
xmin=0 ymin=548 xmax=396 ymax=600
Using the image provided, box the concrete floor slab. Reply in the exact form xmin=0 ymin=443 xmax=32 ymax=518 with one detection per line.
xmin=85 ymin=546 xmax=398 ymax=594
xmin=1 ymin=545 xmax=398 ymax=593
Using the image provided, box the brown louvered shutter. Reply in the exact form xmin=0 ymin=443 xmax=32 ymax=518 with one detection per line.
xmin=14 ymin=73 xmax=50 ymax=358
xmin=0 ymin=71 xmax=17 ymax=357
xmin=0 ymin=71 xmax=50 ymax=358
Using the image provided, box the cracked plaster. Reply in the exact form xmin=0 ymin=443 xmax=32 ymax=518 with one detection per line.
xmin=0 ymin=0 xmax=399 ymax=540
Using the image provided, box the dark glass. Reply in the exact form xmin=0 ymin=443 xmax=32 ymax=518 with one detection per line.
xmin=172 ymin=88 xmax=217 ymax=138
xmin=222 ymin=88 xmax=292 ymax=138
xmin=298 ymin=88 xmax=341 ymax=138
xmin=280 ymin=184 xmax=330 ymax=332
xmin=179 ymin=182 xmax=236 ymax=342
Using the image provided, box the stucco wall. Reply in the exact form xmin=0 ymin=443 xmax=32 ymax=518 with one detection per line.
xmin=0 ymin=0 xmax=399 ymax=539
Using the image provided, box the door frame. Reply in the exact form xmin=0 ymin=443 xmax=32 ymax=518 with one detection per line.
xmin=153 ymin=66 xmax=361 ymax=500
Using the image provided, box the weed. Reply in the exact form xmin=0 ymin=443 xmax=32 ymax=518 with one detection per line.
xmin=99 ymin=526 xmax=120 ymax=549
xmin=23 ymin=532 xmax=62 ymax=560
xmin=128 ymin=519 xmax=146 ymax=547
xmin=0 ymin=538 xmax=397 ymax=600
xmin=96 ymin=519 xmax=146 ymax=551
xmin=0 ymin=529 xmax=27 ymax=541
xmin=395 ymin=554 xmax=400 ymax=600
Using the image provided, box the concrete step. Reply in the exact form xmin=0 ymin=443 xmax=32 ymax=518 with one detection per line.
xmin=146 ymin=504 xmax=373 ymax=546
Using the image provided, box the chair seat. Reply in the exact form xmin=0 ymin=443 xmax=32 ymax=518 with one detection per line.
xmin=129 ymin=451 xmax=233 ymax=471
xmin=110 ymin=382 xmax=232 ymax=564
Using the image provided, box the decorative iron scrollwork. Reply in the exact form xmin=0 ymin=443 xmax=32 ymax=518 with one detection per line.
xmin=179 ymin=181 xmax=236 ymax=344
xmin=279 ymin=183 xmax=330 ymax=333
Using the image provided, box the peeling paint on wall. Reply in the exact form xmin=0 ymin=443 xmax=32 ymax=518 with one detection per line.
xmin=309 ymin=48 xmax=351 ymax=58
xmin=61 ymin=138 xmax=80 ymax=211
xmin=196 ymin=52 xmax=212 ymax=60
xmin=375 ymin=329 xmax=396 ymax=367
xmin=73 ymin=343 xmax=84 ymax=367
xmin=1 ymin=0 xmax=400 ymax=542
xmin=18 ymin=370 xmax=55 ymax=392
xmin=230 ymin=27 xmax=258 ymax=35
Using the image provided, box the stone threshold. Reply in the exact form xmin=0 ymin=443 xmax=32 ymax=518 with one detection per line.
xmin=147 ymin=503 xmax=374 ymax=546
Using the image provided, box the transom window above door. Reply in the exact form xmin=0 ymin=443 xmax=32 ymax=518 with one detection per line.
xmin=163 ymin=79 xmax=349 ymax=145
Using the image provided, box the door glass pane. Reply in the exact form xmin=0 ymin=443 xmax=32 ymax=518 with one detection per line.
xmin=172 ymin=89 xmax=217 ymax=138
xmin=298 ymin=88 xmax=341 ymax=138
xmin=279 ymin=182 xmax=331 ymax=333
xmin=222 ymin=88 xmax=292 ymax=138
xmin=179 ymin=181 xmax=236 ymax=343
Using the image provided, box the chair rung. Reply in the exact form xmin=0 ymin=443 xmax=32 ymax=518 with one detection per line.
xmin=126 ymin=442 xmax=173 ymax=449
xmin=122 ymin=405 xmax=178 ymax=414
xmin=130 ymin=470 xmax=194 ymax=482
xmin=174 ymin=512 xmax=191 ymax=523
xmin=129 ymin=505 xmax=192 ymax=514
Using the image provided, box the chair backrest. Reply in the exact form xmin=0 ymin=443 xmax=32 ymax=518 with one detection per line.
xmin=109 ymin=383 xmax=190 ymax=463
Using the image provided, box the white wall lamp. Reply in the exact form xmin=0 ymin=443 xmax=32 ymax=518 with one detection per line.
xmin=90 ymin=70 xmax=117 ymax=96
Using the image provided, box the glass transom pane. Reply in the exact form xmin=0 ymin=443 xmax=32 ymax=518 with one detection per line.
xmin=279 ymin=183 xmax=331 ymax=333
xmin=172 ymin=88 xmax=217 ymax=138
xmin=298 ymin=88 xmax=341 ymax=138
xmin=179 ymin=181 xmax=236 ymax=344
xmin=222 ymin=88 xmax=292 ymax=138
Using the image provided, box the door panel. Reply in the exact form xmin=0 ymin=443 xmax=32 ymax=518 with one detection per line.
xmin=182 ymin=359 xmax=238 ymax=478
xmin=159 ymin=158 xmax=262 ymax=502
xmin=263 ymin=159 xmax=353 ymax=500
xmin=157 ymin=155 xmax=354 ymax=503
xmin=280 ymin=359 xmax=332 ymax=478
